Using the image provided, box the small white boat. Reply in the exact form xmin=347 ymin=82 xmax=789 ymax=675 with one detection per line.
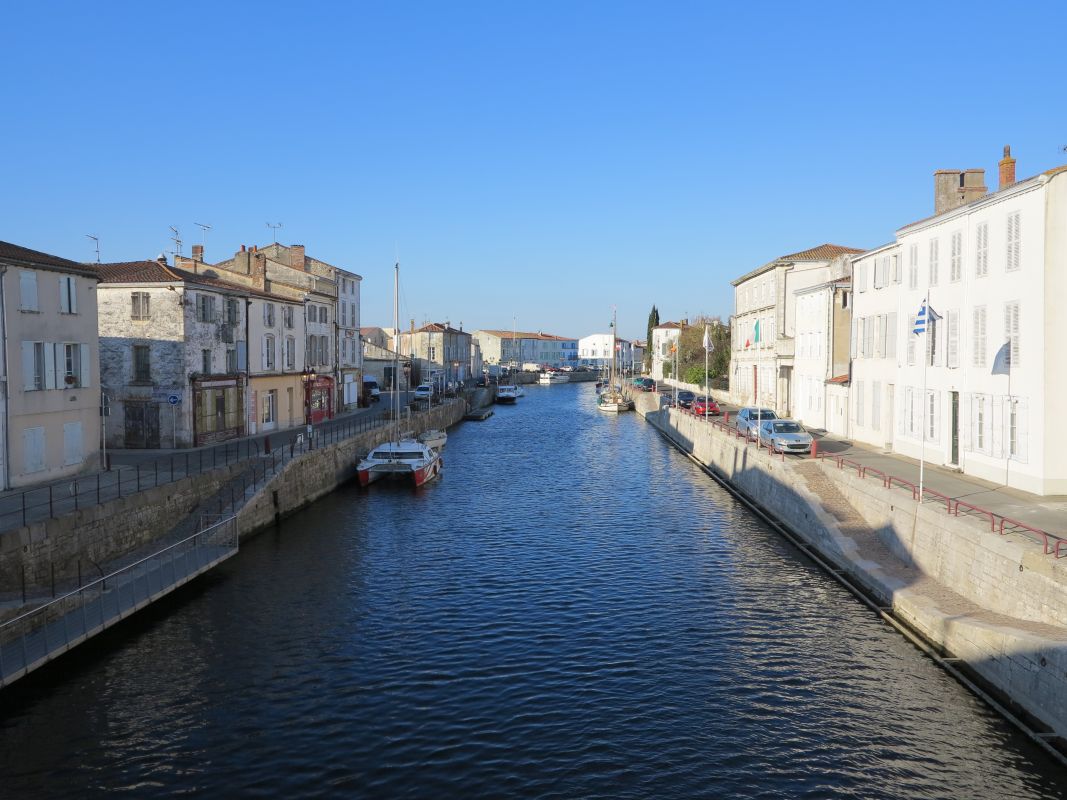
xmin=496 ymin=385 xmax=520 ymax=403
xmin=418 ymin=428 xmax=447 ymax=449
xmin=538 ymin=371 xmax=569 ymax=384
xmin=357 ymin=439 xmax=442 ymax=487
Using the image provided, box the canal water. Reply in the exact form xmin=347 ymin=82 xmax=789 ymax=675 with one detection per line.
xmin=1 ymin=382 xmax=1064 ymax=798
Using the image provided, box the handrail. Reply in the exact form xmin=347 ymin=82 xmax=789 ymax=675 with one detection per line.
xmin=953 ymin=500 xmax=996 ymax=532
xmin=0 ymin=515 xmax=237 ymax=632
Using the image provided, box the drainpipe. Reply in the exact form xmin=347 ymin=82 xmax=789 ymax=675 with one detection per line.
xmin=0 ymin=266 xmax=8 ymax=490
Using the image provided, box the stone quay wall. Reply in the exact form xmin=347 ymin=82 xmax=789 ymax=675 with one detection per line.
xmin=631 ymin=390 xmax=1067 ymax=742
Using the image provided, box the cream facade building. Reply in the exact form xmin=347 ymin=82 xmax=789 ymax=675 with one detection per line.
xmin=650 ymin=322 xmax=683 ymax=380
xmin=792 ymin=272 xmax=852 ymax=433
xmin=728 ymin=244 xmax=863 ymax=410
xmin=0 ymin=242 xmax=101 ymax=488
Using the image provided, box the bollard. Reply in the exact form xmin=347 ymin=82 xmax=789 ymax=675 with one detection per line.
xmin=811 ymin=439 xmax=818 ymax=459
xmin=724 ymin=411 xmax=729 ymax=423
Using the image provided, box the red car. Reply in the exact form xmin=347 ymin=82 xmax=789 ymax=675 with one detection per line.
xmin=692 ymin=396 xmax=721 ymax=416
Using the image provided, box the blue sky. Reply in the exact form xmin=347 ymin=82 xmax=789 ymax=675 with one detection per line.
xmin=3 ymin=1 xmax=1065 ymax=340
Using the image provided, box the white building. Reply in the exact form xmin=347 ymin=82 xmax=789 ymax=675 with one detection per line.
xmin=792 ymin=270 xmax=852 ymax=433
xmin=0 ymin=242 xmax=101 ymax=487
xmin=849 ymin=148 xmax=1067 ymax=494
xmin=650 ymin=321 xmax=684 ymax=380
xmin=578 ymin=334 xmax=637 ymax=373
xmin=728 ymin=244 xmax=863 ymax=410
xmin=472 ymin=330 xmax=577 ymax=369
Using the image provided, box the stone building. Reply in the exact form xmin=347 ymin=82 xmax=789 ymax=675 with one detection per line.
xmin=91 ymin=256 xmax=253 ymax=448
xmin=0 ymin=241 xmax=101 ymax=487
xmin=396 ymin=323 xmax=472 ymax=389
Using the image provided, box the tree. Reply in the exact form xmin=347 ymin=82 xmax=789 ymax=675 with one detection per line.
xmin=644 ymin=305 xmax=659 ymax=371
xmin=676 ymin=317 xmax=731 ymax=386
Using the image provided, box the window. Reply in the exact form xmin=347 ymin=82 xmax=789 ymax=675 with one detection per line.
xmin=319 ymin=335 xmax=329 ymax=365
xmin=264 ymin=303 xmax=276 ymax=327
xmin=926 ymin=316 xmax=939 ymax=366
xmin=19 ymin=271 xmax=38 ymax=311
xmin=907 ymin=316 xmax=916 ymax=365
xmin=973 ymin=394 xmax=987 ymax=452
xmin=1004 ymin=301 xmax=1020 ymax=367
xmin=308 ymin=336 xmax=318 ymax=366
xmin=947 ymin=310 xmax=959 ymax=368
xmin=886 ymin=313 xmax=897 ymax=359
xmin=975 ymin=222 xmax=989 ymax=277
xmin=59 ymin=276 xmax=78 ymax=313
xmin=261 ymin=389 xmax=277 ymax=424
xmin=133 ymin=345 xmax=151 ymax=383
xmin=973 ymin=306 xmax=987 ymax=367
xmin=320 ymin=307 xmax=328 ymax=325
xmin=21 ymin=341 xmax=47 ymax=390
xmin=283 ymin=305 xmax=294 ymax=328
xmin=341 ymin=301 xmax=347 ymax=327
xmin=908 ymin=244 xmax=918 ymax=289
xmin=226 ymin=298 xmax=239 ymax=324
xmin=285 ymin=336 xmax=296 ymax=370
xmin=263 ymin=334 xmax=276 ymax=370
xmin=857 ymin=262 xmax=868 ymax=292
xmin=929 ymin=238 xmax=939 ymax=286
xmin=63 ymin=343 xmax=84 ymax=387
xmin=429 ymin=345 xmax=437 ymax=361
xmin=202 ymin=349 xmax=212 ymax=375
xmin=132 ymin=291 xmax=151 ymax=320
xmin=892 ymin=254 xmax=901 ymax=284
xmin=63 ymin=421 xmax=83 ymax=466
xmin=307 ymin=305 xmax=317 ymax=324
xmin=1006 ymin=212 xmax=1021 ymax=271
xmin=196 ymin=294 xmax=215 ymax=322
xmin=950 ymin=232 xmax=962 ymax=282
xmin=226 ymin=348 xmax=238 ymax=373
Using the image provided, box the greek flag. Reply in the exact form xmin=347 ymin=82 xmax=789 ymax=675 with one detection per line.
xmin=702 ymin=325 xmax=713 ymax=353
xmin=913 ymin=300 xmax=929 ymax=334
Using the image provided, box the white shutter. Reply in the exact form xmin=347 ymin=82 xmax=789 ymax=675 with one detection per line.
xmin=19 ymin=271 xmax=37 ymax=311
xmin=261 ymin=336 xmax=268 ymax=370
xmin=21 ymin=341 xmax=36 ymax=390
xmin=69 ymin=278 xmax=77 ymax=314
xmin=63 ymin=421 xmax=83 ymax=466
xmin=886 ymin=313 xmax=897 ymax=359
xmin=878 ymin=315 xmax=888 ymax=358
xmin=929 ymin=239 xmax=939 ymax=285
xmin=907 ymin=317 xmax=916 ymax=365
xmin=872 ymin=381 xmax=881 ymax=431
xmin=947 ymin=310 xmax=959 ymax=368
xmin=45 ymin=343 xmax=57 ymax=389
xmin=1006 ymin=212 xmax=1021 ymax=272
xmin=80 ymin=343 xmax=91 ymax=388
xmin=23 ymin=427 xmax=45 ymax=473
xmin=59 ymin=276 xmax=69 ymax=313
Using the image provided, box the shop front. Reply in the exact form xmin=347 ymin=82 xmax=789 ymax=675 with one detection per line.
xmin=305 ymin=374 xmax=334 ymax=425
xmin=192 ymin=376 xmax=245 ymax=446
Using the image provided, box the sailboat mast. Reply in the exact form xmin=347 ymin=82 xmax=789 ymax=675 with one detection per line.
xmin=394 ymin=261 xmax=400 ymax=445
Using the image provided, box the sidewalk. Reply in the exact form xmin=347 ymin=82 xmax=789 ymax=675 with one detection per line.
xmin=661 ymin=381 xmax=1067 ymax=537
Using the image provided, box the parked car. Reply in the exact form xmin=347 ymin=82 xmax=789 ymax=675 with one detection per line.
xmin=676 ymin=390 xmax=696 ymax=408
xmin=736 ymin=407 xmax=778 ymax=438
xmin=641 ymin=378 xmax=656 ymax=392
xmin=757 ymin=419 xmax=813 ymax=454
xmin=692 ymin=396 xmax=721 ymax=416
xmin=413 ymin=384 xmax=435 ymax=401
xmin=362 ymin=375 xmax=381 ymax=402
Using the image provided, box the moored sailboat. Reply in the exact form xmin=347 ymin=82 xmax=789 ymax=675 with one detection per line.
xmin=597 ymin=307 xmax=633 ymax=413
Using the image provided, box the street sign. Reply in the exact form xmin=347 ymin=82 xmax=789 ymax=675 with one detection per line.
xmin=168 ymin=394 xmax=181 ymax=405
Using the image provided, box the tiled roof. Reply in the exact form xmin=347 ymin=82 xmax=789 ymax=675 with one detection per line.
xmin=778 ymin=243 xmax=866 ymax=261
xmin=476 ymin=329 xmax=573 ymax=340
xmin=416 ymin=322 xmax=469 ymax=335
xmin=0 ymin=241 xmax=97 ymax=277
xmin=826 ymin=374 xmax=850 ymax=385
xmin=86 ymin=260 xmax=295 ymax=301
xmin=654 ymin=321 xmax=684 ymax=329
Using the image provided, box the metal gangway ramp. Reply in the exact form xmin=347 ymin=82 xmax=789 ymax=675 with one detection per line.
xmin=0 ymin=514 xmax=238 ymax=688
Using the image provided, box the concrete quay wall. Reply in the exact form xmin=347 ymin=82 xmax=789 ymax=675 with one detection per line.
xmin=632 ymin=391 xmax=1067 ymax=742
xmin=236 ymin=399 xmax=467 ymax=537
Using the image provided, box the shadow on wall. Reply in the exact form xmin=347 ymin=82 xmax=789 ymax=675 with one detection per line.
xmin=654 ymin=408 xmax=1067 ymax=760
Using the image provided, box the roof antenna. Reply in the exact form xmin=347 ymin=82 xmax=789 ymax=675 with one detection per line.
xmin=168 ymin=225 xmax=183 ymax=257
xmin=194 ymin=221 xmax=212 ymax=251
xmin=266 ymin=222 xmax=283 ymax=243
xmin=86 ymin=234 xmax=100 ymax=263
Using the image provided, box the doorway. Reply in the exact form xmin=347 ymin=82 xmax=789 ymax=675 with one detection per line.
xmin=950 ymin=391 xmax=959 ymax=465
xmin=124 ymin=402 xmax=160 ymax=448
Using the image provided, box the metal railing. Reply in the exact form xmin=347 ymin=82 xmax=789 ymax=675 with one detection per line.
xmin=658 ymin=397 xmax=1066 ymax=559
xmin=0 ymin=407 xmax=413 ymax=532
xmin=0 ymin=514 xmax=238 ymax=687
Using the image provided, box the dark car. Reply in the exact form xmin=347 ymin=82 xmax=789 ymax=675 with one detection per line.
xmin=676 ymin=390 xmax=696 ymax=408
xmin=641 ymin=378 xmax=656 ymax=392
xmin=692 ymin=396 xmax=721 ymax=416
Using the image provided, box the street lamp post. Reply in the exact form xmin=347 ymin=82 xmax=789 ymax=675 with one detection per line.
xmin=302 ymin=366 xmax=317 ymax=427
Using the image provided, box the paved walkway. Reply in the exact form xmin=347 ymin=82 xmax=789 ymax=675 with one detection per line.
xmin=659 ymin=382 xmax=1067 ymax=537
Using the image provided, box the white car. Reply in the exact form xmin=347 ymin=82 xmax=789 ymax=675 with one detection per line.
xmin=757 ymin=419 xmax=813 ymax=454
xmin=413 ymin=384 xmax=434 ymax=401
xmin=736 ymin=407 xmax=778 ymax=439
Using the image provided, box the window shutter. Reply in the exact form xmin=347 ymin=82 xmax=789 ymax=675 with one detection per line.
xmin=237 ymin=340 xmax=247 ymax=370
xmin=1006 ymin=213 xmax=1021 ymax=271
xmin=947 ymin=310 xmax=959 ymax=368
xmin=59 ymin=276 xmax=69 ymax=313
xmin=261 ymin=336 xmax=268 ymax=370
xmin=80 ymin=344 xmax=91 ymax=388
xmin=907 ymin=317 xmax=916 ymax=365
xmin=45 ymin=343 xmax=58 ymax=389
xmin=20 ymin=271 xmax=37 ymax=310
xmin=21 ymin=341 xmax=36 ymax=390
xmin=886 ymin=313 xmax=897 ymax=359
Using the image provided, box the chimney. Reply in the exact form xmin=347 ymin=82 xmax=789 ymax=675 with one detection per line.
xmin=291 ymin=244 xmax=306 ymax=271
xmin=240 ymin=244 xmax=246 ymax=252
xmin=251 ymin=252 xmax=267 ymax=290
xmin=934 ymin=168 xmax=986 ymax=215
xmin=191 ymin=244 xmax=204 ymax=262
xmin=156 ymin=253 xmax=167 ymax=265
xmin=999 ymin=145 xmax=1016 ymax=190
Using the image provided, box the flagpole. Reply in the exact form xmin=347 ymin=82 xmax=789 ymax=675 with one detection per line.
xmin=1005 ymin=341 xmax=1012 ymax=488
xmin=703 ymin=324 xmax=710 ymax=422
xmin=918 ymin=293 xmax=928 ymax=505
